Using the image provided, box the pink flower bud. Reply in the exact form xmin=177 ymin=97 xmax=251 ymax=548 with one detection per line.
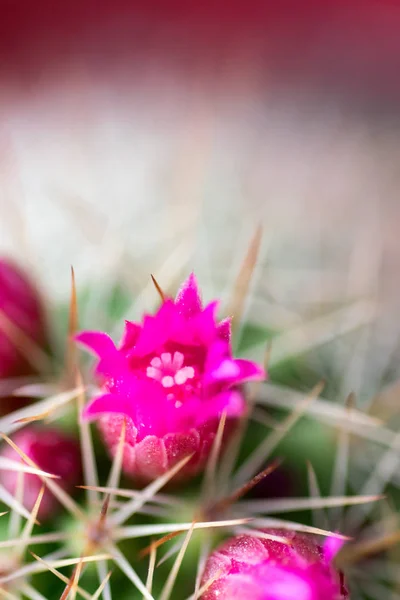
xmin=0 ymin=259 xmax=49 ymax=416
xmin=0 ymin=258 xmax=48 ymax=378
xmin=0 ymin=427 xmax=82 ymax=520
xmin=201 ymin=529 xmax=349 ymax=600
xmin=77 ymin=273 xmax=265 ymax=482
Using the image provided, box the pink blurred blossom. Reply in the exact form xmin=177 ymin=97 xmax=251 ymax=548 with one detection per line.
xmin=0 ymin=427 xmax=81 ymax=520
xmin=0 ymin=258 xmax=48 ymax=380
xmin=0 ymin=258 xmax=49 ymax=417
xmin=201 ymin=529 xmax=348 ymax=600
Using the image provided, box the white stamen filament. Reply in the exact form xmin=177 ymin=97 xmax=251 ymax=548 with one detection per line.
xmin=146 ymin=352 xmax=195 ymax=389
xmin=161 ymin=376 xmax=175 ymax=388
xmin=161 ymin=353 xmax=172 ymax=367
xmin=146 ymin=366 xmax=162 ymax=380
xmin=174 ymin=366 xmax=195 ymax=385
xmin=172 ymin=351 xmax=184 ymax=369
xmin=150 ymin=357 xmax=162 ymax=368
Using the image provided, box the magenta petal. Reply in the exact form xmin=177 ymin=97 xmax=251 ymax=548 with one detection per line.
xmin=75 ymin=331 xmax=117 ymax=357
xmin=104 ymin=377 xmax=169 ymax=437
xmin=206 ymin=345 xmax=265 ymax=385
xmin=204 ymin=341 xmax=233 ymax=386
xmin=217 ymin=317 xmax=232 ymax=342
xmin=100 ymin=376 xmax=172 ymax=439
xmin=255 ymin=566 xmax=317 ymax=600
xmin=83 ymin=393 xmax=133 ymax=421
xmin=175 ymin=272 xmax=202 ymax=318
xmin=233 ymin=359 xmax=266 ymax=383
xmin=133 ymin=301 xmax=176 ymax=356
xmin=171 ymin=300 xmax=220 ymax=346
xmin=197 ymin=390 xmax=245 ymax=426
xmin=83 ymin=379 xmax=168 ymax=427
xmin=119 ymin=321 xmax=142 ymax=351
xmin=205 ymin=340 xmax=231 ymax=367
xmin=209 ymin=359 xmax=241 ymax=381
xmin=76 ymin=331 xmax=125 ymax=378
xmin=195 ymin=301 xmax=220 ymax=343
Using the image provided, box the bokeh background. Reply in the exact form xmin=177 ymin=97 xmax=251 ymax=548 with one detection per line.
xmin=1 ymin=1 xmax=400 ymax=597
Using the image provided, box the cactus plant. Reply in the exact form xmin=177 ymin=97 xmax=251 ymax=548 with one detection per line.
xmin=0 ymin=251 xmax=397 ymax=600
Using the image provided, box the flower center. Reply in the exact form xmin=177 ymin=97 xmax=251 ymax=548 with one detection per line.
xmin=146 ymin=351 xmax=195 ymax=389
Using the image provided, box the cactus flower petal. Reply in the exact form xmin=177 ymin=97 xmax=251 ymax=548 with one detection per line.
xmin=175 ymin=272 xmax=203 ymax=317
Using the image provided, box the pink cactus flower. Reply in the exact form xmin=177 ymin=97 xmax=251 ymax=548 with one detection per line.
xmin=0 ymin=427 xmax=82 ymax=520
xmin=201 ymin=529 xmax=348 ymax=600
xmin=201 ymin=529 xmax=349 ymax=600
xmin=77 ymin=273 xmax=265 ymax=482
